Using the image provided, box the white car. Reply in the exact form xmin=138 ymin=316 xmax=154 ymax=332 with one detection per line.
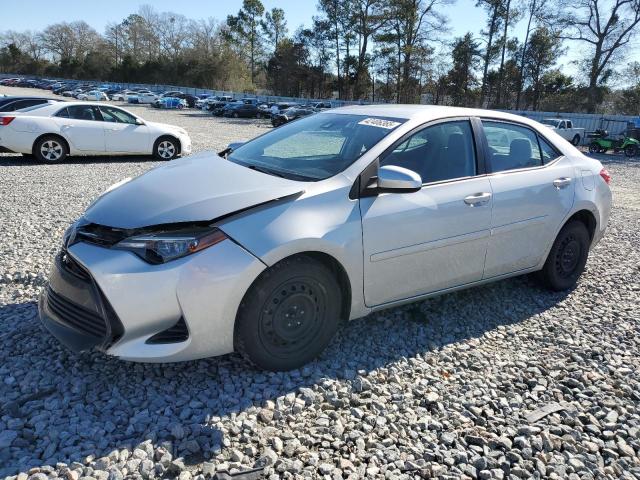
xmin=127 ymin=91 xmax=158 ymax=104
xmin=0 ymin=102 xmax=191 ymax=162
xmin=37 ymin=105 xmax=611 ymax=371
xmin=110 ymin=90 xmax=135 ymax=102
xmin=77 ymin=90 xmax=109 ymax=101
xmin=195 ymin=96 xmax=212 ymax=109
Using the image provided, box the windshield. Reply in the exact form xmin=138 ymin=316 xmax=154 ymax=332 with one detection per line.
xmin=540 ymin=119 xmax=558 ymax=126
xmin=228 ymin=113 xmax=405 ymax=181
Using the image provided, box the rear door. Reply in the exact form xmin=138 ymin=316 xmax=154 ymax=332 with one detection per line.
xmin=360 ymin=118 xmax=493 ymax=306
xmin=99 ymin=106 xmax=150 ymax=154
xmin=480 ymin=119 xmax=575 ymax=278
xmin=55 ymin=105 xmax=106 ymax=152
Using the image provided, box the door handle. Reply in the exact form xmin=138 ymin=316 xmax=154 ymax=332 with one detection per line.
xmin=553 ymin=177 xmax=572 ymax=189
xmin=464 ymin=192 xmax=492 ymax=206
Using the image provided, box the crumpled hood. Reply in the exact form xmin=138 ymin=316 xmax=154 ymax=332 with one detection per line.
xmin=84 ymin=152 xmax=305 ymax=229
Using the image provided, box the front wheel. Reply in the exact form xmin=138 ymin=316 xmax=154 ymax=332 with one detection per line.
xmin=34 ymin=136 xmax=68 ymax=163
xmin=538 ymin=220 xmax=590 ymax=291
xmin=153 ymin=137 xmax=179 ymax=160
xmin=624 ymin=145 xmax=637 ymax=157
xmin=233 ymin=112 xmax=239 ymax=118
xmin=235 ymin=255 xmax=342 ymax=371
xmin=588 ymin=143 xmax=600 ymax=154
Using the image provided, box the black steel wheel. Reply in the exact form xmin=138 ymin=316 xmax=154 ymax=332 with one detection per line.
xmin=235 ymin=255 xmax=342 ymax=371
xmin=588 ymin=143 xmax=599 ymax=154
xmin=538 ymin=220 xmax=590 ymax=291
xmin=624 ymin=145 xmax=637 ymax=157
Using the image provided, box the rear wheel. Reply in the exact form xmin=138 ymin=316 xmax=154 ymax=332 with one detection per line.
xmin=235 ymin=255 xmax=342 ymax=371
xmin=33 ymin=136 xmax=67 ymax=163
xmin=571 ymin=134 xmax=581 ymax=146
xmin=233 ymin=112 xmax=239 ymax=118
xmin=538 ymin=221 xmax=590 ymax=291
xmin=624 ymin=144 xmax=637 ymax=157
xmin=153 ymin=137 xmax=179 ymax=160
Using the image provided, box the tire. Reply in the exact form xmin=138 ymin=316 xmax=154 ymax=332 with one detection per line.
xmin=233 ymin=112 xmax=239 ymax=118
xmin=256 ymin=112 xmax=262 ymax=119
xmin=235 ymin=255 xmax=342 ymax=371
xmin=588 ymin=143 xmax=599 ymax=154
xmin=571 ymin=134 xmax=581 ymax=146
xmin=538 ymin=220 xmax=590 ymax=291
xmin=153 ymin=136 xmax=179 ymax=160
xmin=624 ymin=145 xmax=637 ymax=157
xmin=33 ymin=135 xmax=68 ymax=163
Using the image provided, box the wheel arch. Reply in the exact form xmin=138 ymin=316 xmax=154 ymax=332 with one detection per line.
xmin=239 ymin=250 xmax=353 ymax=324
xmin=153 ymin=134 xmax=181 ymax=155
xmin=565 ymin=209 xmax=597 ymax=241
xmin=32 ymin=133 xmax=70 ymax=156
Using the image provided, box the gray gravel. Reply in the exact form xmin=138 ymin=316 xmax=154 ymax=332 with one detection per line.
xmin=1 ymin=85 xmax=639 ymax=479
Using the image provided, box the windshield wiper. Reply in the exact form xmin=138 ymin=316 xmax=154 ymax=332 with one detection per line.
xmin=246 ymin=164 xmax=286 ymax=178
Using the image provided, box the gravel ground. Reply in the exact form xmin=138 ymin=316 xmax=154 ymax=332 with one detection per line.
xmin=1 ymin=85 xmax=639 ymax=479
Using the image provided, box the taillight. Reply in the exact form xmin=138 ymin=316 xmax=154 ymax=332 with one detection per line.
xmin=599 ymin=168 xmax=611 ymax=184
xmin=0 ymin=116 xmax=15 ymax=126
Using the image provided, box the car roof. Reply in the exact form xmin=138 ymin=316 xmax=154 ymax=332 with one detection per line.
xmin=332 ymin=104 xmax=543 ymax=126
xmin=12 ymin=101 xmax=125 ymax=116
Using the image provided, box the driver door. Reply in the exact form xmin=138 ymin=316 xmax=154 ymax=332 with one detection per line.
xmin=360 ymin=119 xmax=493 ymax=306
xmin=99 ymin=106 xmax=150 ymax=154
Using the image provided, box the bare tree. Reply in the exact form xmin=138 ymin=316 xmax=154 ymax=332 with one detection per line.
xmin=560 ymin=0 xmax=640 ymax=112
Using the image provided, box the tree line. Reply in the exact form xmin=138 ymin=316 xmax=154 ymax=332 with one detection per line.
xmin=1 ymin=0 xmax=640 ymax=114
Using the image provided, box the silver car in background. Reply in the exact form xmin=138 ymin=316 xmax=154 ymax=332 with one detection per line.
xmin=39 ymin=105 xmax=612 ymax=371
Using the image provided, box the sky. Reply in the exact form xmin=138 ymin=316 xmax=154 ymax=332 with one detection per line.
xmin=4 ymin=0 xmax=634 ymax=81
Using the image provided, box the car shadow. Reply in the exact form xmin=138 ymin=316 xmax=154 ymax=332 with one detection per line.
xmin=0 ymin=274 xmax=570 ymax=475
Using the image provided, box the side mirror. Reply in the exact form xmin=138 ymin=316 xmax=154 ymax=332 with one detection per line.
xmin=135 ymin=118 xmax=145 ymax=125
xmin=377 ymin=165 xmax=422 ymax=193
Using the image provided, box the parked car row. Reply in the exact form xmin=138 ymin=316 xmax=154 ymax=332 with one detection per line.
xmin=2 ymin=77 xmax=340 ymax=125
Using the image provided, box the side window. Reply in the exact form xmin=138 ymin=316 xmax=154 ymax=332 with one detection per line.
xmin=482 ymin=121 xmax=542 ymax=172
xmin=67 ymin=105 xmax=99 ymax=121
xmin=5 ymin=101 xmax=21 ymax=111
xmin=55 ymin=107 xmax=69 ymax=118
xmin=538 ymin=136 xmax=561 ymax=164
xmin=381 ymin=120 xmax=476 ymax=183
xmin=100 ymin=106 xmax=137 ymax=124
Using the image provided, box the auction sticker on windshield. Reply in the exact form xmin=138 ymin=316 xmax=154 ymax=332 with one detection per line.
xmin=358 ymin=118 xmax=402 ymax=129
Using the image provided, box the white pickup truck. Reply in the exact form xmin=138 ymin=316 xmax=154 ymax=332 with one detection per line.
xmin=540 ymin=118 xmax=585 ymax=146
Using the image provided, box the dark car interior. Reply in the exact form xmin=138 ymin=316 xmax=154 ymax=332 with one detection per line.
xmin=382 ymin=121 xmax=476 ymax=183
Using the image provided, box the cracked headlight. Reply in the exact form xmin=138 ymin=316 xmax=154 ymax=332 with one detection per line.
xmin=114 ymin=227 xmax=227 ymax=264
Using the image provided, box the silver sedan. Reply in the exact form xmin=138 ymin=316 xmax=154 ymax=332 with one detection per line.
xmin=39 ymin=105 xmax=612 ymax=371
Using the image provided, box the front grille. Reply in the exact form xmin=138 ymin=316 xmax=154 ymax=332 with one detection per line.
xmin=146 ymin=317 xmax=189 ymax=344
xmin=59 ymin=250 xmax=91 ymax=281
xmin=74 ymin=224 xmax=129 ymax=247
xmin=46 ymin=286 xmax=107 ymax=339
